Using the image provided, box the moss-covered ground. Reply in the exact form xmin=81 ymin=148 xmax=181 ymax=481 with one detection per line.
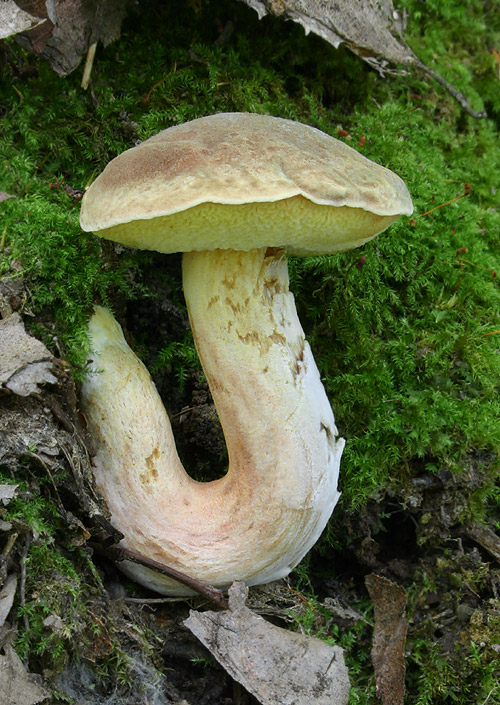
xmin=1 ymin=0 xmax=500 ymax=702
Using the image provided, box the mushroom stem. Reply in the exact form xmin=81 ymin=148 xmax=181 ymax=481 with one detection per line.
xmin=82 ymin=247 xmax=344 ymax=595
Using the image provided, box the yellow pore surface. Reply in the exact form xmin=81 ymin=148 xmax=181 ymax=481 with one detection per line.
xmin=93 ymin=195 xmax=400 ymax=256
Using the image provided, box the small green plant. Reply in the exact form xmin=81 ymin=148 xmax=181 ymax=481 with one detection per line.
xmin=154 ymin=334 xmax=201 ymax=393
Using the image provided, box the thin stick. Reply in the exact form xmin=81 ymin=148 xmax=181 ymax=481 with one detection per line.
xmin=415 ymin=58 xmax=487 ymax=119
xmin=420 ymin=186 xmax=471 ymax=217
xmin=95 ymin=544 xmax=229 ymax=610
xmin=19 ymin=534 xmax=31 ymax=631
xmin=81 ymin=42 xmax=97 ymax=90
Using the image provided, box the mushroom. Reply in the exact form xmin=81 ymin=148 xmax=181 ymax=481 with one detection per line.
xmin=79 ymin=113 xmax=412 ymax=595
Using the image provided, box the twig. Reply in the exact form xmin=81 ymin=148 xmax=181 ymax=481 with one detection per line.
xmin=81 ymin=42 xmax=97 ymax=90
xmin=124 ymin=596 xmax=186 ymax=604
xmin=414 ymin=58 xmax=487 ymax=119
xmin=284 ymin=586 xmax=325 ymax=623
xmin=420 ymin=183 xmax=471 ymax=218
xmin=1 ymin=533 xmax=18 ymax=562
xmin=19 ymin=533 xmax=31 ymax=631
xmin=481 ymin=686 xmax=499 ymax=705
xmin=169 ymin=404 xmax=212 ymax=422
xmin=93 ymin=544 xmax=229 ymax=610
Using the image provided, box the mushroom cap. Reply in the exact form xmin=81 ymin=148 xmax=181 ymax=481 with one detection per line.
xmin=80 ymin=112 xmax=413 ymax=256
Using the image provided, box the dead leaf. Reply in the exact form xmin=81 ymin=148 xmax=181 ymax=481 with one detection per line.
xmin=13 ymin=0 xmax=132 ymax=76
xmin=42 ymin=614 xmax=64 ymax=631
xmin=0 ymin=1 xmax=45 ymax=40
xmin=0 ymin=575 xmax=17 ymax=630
xmin=184 ymin=581 xmax=350 ymax=705
xmin=466 ymin=523 xmax=500 ymax=563
xmin=365 ymin=573 xmax=407 ymax=705
xmin=0 ymin=644 xmax=49 ymax=705
xmin=0 ymin=313 xmax=57 ymax=396
xmin=0 ymin=275 xmax=25 ymax=318
xmin=322 ymin=595 xmax=367 ymax=629
xmin=241 ymin=0 xmax=487 ymax=117
xmin=0 ymin=485 xmax=18 ymax=506
xmin=0 ymin=192 xmax=16 ymax=203
xmin=242 ymin=0 xmax=415 ymax=72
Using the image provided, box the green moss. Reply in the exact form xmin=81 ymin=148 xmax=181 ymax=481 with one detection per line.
xmin=292 ymin=100 xmax=500 ymax=506
xmin=0 ymin=474 xmax=93 ymax=671
xmin=0 ymin=474 xmax=158 ymax=690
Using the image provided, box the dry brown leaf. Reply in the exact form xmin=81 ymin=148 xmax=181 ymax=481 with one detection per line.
xmin=0 ymin=313 xmax=57 ymax=396
xmin=13 ymin=0 xmax=131 ymax=76
xmin=0 ymin=192 xmax=16 ymax=203
xmin=242 ymin=0 xmax=415 ymax=73
xmin=0 ymin=1 xmax=45 ymax=40
xmin=240 ymin=0 xmax=487 ymax=118
xmin=0 ymin=645 xmax=49 ymax=705
xmin=185 ymin=581 xmax=350 ymax=705
xmin=365 ymin=573 xmax=407 ymax=705
xmin=0 ymin=575 xmax=17 ymax=630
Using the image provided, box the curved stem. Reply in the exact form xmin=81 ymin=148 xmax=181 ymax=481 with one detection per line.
xmin=82 ymin=248 xmax=344 ymax=594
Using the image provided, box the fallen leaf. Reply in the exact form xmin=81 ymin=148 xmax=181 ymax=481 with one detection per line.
xmin=0 ymin=192 xmax=16 ymax=203
xmin=0 ymin=1 xmax=45 ymax=40
xmin=0 ymin=313 xmax=57 ymax=396
xmin=185 ymin=581 xmax=350 ymax=705
xmin=14 ymin=0 xmax=132 ymax=76
xmin=240 ymin=0 xmax=487 ymax=117
xmin=0 ymin=575 xmax=17 ymax=630
xmin=0 ymin=484 xmax=18 ymax=506
xmin=0 ymin=644 xmax=49 ymax=705
xmin=365 ymin=573 xmax=407 ymax=705
xmin=466 ymin=523 xmax=500 ymax=563
xmin=322 ymin=595 xmax=367 ymax=628
xmin=42 ymin=614 xmax=64 ymax=631
xmin=241 ymin=0 xmax=415 ymax=73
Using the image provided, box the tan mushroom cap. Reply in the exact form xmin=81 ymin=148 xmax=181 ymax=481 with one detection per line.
xmin=80 ymin=112 xmax=413 ymax=256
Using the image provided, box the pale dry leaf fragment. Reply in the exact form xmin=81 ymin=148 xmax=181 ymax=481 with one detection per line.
xmin=0 ymin=575 xmax=17 ymax=629
xmin=42 ymin=613 xmax=64 ymax=631
xmin=0 ymin=484 xmax=18 ymax=506
xmin=14 ymin=0 xmax=132 ymax=76
xmin=0 ymin=192 xmax=16 ymax=203
xmin=240 ymin=0 xmax=486 ymax=117
xmin=5 ymin=360 xmax=57 ymax=396
xmin=0 ymin=313 xmax=57 ymax=396
xmin=0 ymin=0 xmax=45 ymax=40
xmin=0 ymin=644 xmax=49 ymax=705
xmin=466 ymin=523 xmax=500 ymax=564
xmin=184 ymin=581 xmax=350 ymax=705
xmin=365 ymin=573 xmax=408 ymax=705
xmin=241 ymin=0 xmax=415 ymax=72
xmin=322 ymin=596 xmax=367 ymax=627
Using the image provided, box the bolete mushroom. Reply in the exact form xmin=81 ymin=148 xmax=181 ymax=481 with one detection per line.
xmin=79 ymin=113 xmax=412 ymax=595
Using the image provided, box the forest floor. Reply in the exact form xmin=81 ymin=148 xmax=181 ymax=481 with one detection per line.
xmin=1 ymin=1 xmax=500 ymax=703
